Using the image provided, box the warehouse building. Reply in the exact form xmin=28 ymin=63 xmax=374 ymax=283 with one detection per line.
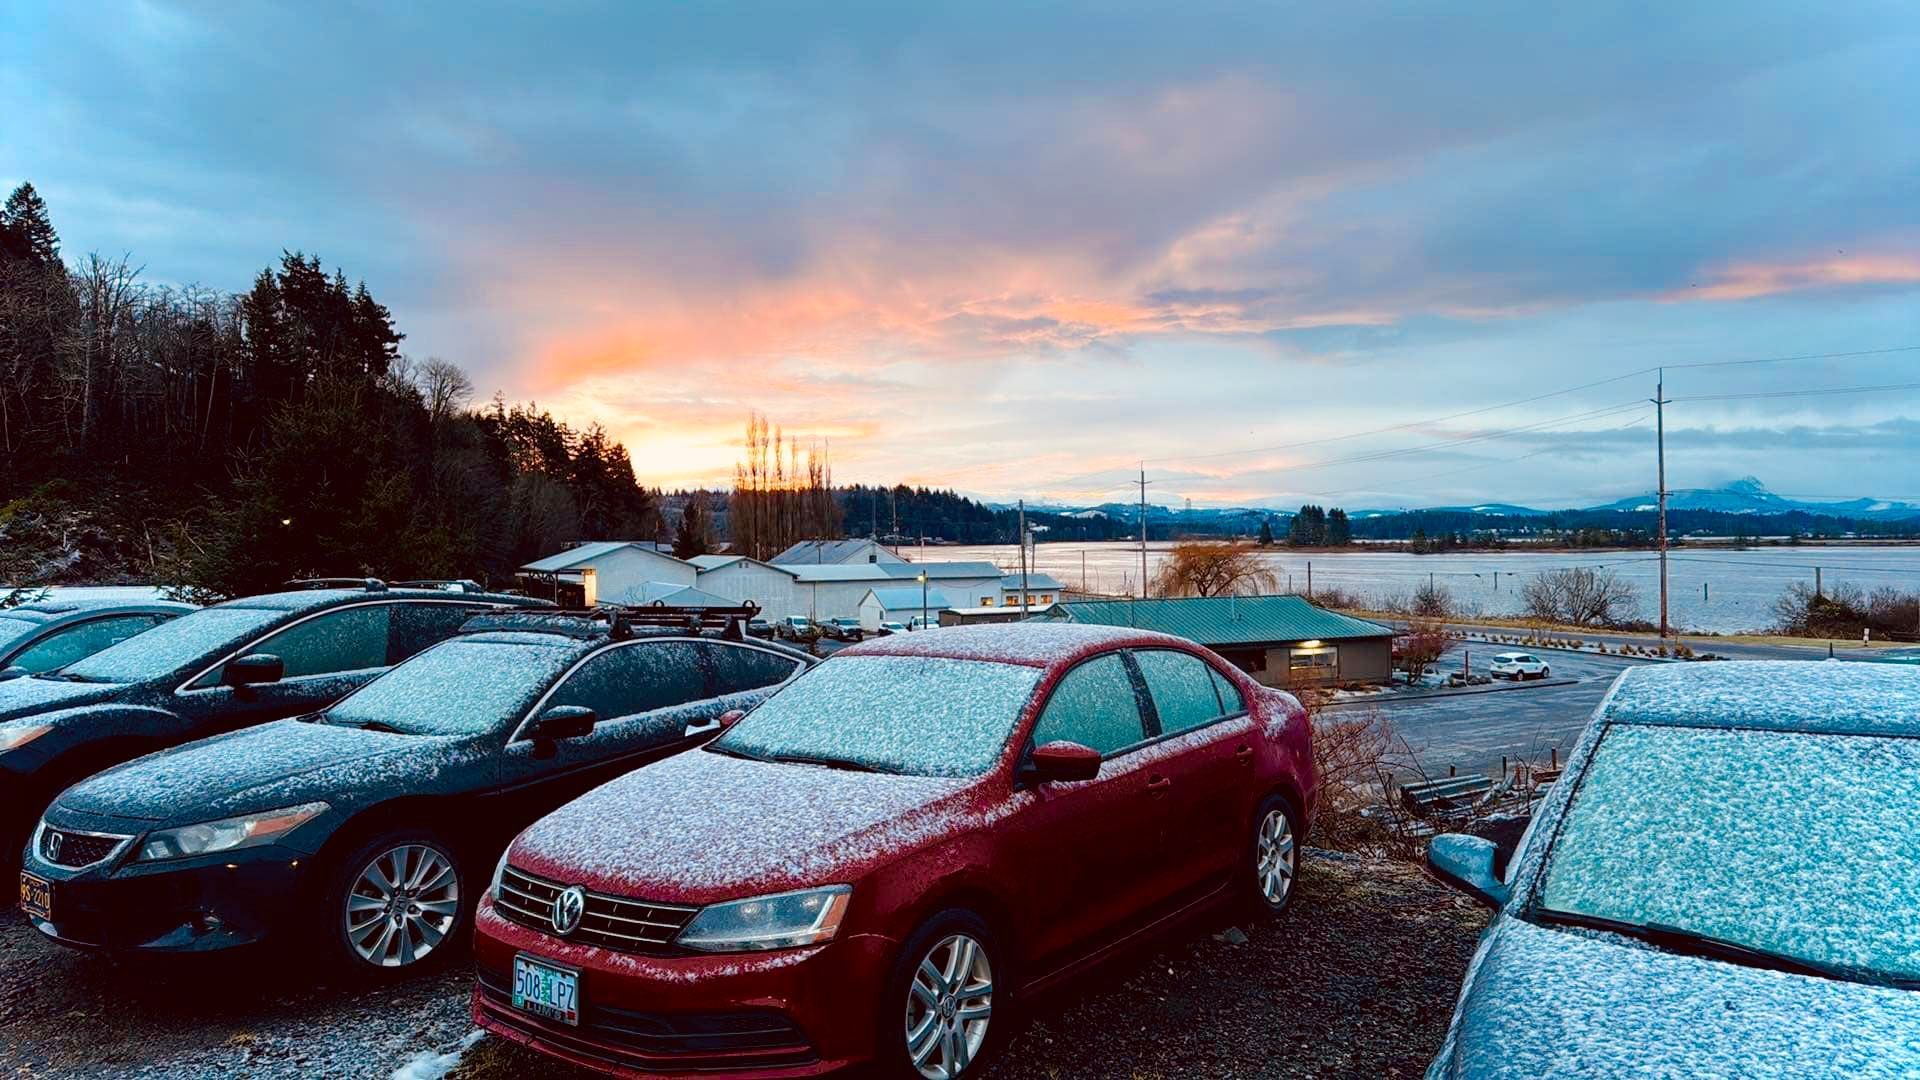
xmin=1036 ymin=595 xmax=1394 ymax=686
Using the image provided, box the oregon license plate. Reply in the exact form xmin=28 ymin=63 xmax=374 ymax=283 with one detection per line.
xmin=18 ymin=872 xmax=52 ymax=921
xmin=512 ymin=955 xmax=580 ymax=1026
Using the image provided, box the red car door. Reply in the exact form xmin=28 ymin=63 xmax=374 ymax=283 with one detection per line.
xmin=1129 ymin=648 xmax=1261 ymax=898
xmin=998 ymin=651 xmax=1162 ymax=974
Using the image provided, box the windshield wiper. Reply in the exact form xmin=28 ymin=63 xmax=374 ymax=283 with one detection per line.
xmin=705 ymin=743 xmax=772 ymax=762
xmin=765 ymin=753 xmax=892 ymax=774
xmin=325 ymin=717 xmax=404 ymax=734
xmin=1535 ymin=908 xmax=1915 ymax=988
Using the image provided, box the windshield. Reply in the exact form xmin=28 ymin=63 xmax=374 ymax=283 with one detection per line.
xmin=712 ymin=654 xmax=1041 ymax=777
xmin=321 ymin=639 xmax=578 ymax=736
xmin=1536 ymin=722 xmax=1920 ymax=986
xmin=61 ymin=607 xmax=283 ymax=683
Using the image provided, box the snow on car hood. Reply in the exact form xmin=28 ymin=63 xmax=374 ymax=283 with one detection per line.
xmin=509 ymin=749 xmax=971 ymax=903
xmin=1441 ymin=918 xmax=1920 ymax=1079
xmin=56 ymin=719 xmax=452 ymax=823
xmin=0 ymin=676 xmax=126 ymax=723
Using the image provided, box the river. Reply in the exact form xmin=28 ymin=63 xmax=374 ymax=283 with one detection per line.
xmin=930 ymin=541 xmax=1920 ymax=635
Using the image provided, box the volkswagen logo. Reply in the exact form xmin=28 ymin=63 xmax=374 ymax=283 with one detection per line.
xmin=552 ymin=885 xmax=587 ymax=936
xmin=43 ymin=831 xmax=63 ymax=863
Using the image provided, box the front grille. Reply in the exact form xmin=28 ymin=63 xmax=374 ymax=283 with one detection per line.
xmin=496 ymin=865 xmax=699 ymax=953
xmin=477 ymin=964 xmax=816 ymax=1072
xmin=38 ymin=826 xmax=129 ymax=869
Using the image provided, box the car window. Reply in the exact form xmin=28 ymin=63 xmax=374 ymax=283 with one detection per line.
xmin=1030 ymin=653 xmax=1146 ymax=757
xmin=1210 ymin=665 xmax=1245 ymax=715
xmin=387 ymin=602 xmax=487 ymax=664
xmin=540 ymin=640 xmax=709 ymax=725
xmin=237 ymin=604 xmax=392 ymax=682
xmin=324 ymin=639 xmax=580 ymax=737
xmin=8 ymin=615 xmax=167 ymax=674
xmin=68 ymin=606 xmax=284 ymax=684
xmin=702 ymin=642 xmax=801 ymax=696
xmin=1133 ymin=649 xmax=1226 ymax=735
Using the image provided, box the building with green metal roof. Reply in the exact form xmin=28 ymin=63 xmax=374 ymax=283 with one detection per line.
xmin=1036 ymin=594 xmax=1395 ymax=685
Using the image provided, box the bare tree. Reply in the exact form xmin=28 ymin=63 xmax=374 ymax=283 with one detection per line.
xmin=1151 ymin=540 xmax=1281 ymax=597
xmin=1521 ymin=567 xmax=1637 ymax=627
xmin=416 ymin=356 xmax=474 ymax=425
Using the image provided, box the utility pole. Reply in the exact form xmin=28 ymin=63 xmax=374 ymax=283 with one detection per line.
xmin=1134 ymin=466 xmax=1152 ymax=599
xmin=1653 ymin=371 xmax=1672 ymax=639
xmin=1018 ymin=499 xmax=1029 ymax=614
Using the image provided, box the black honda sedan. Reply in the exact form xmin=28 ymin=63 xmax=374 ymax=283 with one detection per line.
xmin=21 ymin=612 xmax=812 ymax=977
xmin=0 ymin=582 xmax=543 ymax=873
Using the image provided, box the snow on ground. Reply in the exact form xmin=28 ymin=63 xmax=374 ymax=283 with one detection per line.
xmin=392 ymin=1029 xmax=484 ymax=1080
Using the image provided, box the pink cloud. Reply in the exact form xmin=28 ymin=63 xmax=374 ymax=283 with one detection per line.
xmin=1663 ymin=249 xmax=1920 ymax=302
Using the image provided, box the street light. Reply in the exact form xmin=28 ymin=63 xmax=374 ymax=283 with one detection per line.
xmin=918 ymin=571 xmax=928 ymax=631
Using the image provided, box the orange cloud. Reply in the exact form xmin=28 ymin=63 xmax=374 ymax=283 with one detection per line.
xmin=1664 ymin=250 xmax=1920 ymax=302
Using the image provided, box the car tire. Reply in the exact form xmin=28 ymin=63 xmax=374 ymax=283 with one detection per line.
xmin=319 ymin=828 xmax=470 ymax=979
xmin=881 ymin=909 xmax=1006 ymax=1080
xmin=1243 ymin=794 xmax=1301 ymax=916
xmin=1539 ymin=666 xmax=1550 ymax=679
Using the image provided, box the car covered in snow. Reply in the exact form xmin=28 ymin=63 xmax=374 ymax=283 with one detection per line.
xmin=1424 ymin=661 xmax=1920 ymax=1079
xmin=1486 ymin=652 xmax=1550 ymax=680
xmin=0 ymin=581 xmax=546 ymax=875
xmin=19 ymin=610 xmax=812 ymax=975
xmin=0 ymin=594 xmax=195 ymax=679
xmin=471 ymin=622 xmax=1318 ymax=1078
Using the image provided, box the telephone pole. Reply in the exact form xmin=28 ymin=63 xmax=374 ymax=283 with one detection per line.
xmin=1017 ymin=499 xmax=1029 ymax=613
xmin=1135 ymin=466 xmax=1152 ymax=599
xmin=1654 ymin=371 xmax=1672 ymax=639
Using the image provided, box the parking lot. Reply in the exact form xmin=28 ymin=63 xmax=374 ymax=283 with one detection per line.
xmin=0 ymin=854 xmax=1489 ymax=1079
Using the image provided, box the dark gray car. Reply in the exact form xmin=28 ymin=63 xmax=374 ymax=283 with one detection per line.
xmin=1425 ymin=661 xmax=1920 ymax=1078
xmin=0 ymin=595 xmax=196 ymax=678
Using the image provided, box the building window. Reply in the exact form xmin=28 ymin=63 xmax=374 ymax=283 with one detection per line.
xmin=1289 ymin=646 xmax=1337 ymax=672
xmin=981 ymin=597 xmax=995 ymax=606
xmin=1039 ymin=594 xmax=1053 ymax=604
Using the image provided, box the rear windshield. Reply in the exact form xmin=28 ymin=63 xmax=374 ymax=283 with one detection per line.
xmin=62 ymin=607 xmax=284 ymax=683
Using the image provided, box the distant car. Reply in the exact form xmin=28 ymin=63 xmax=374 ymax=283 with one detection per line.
xmin=777 ymin=615 xmax=814 ymax=640
xmin=909 ymin=615 xmax=938 ymax=631
xmin=0 ymin=582 xmax=546 ymax=875
xmin=472 ymin=624 xmax=1318 ymax=1078
xmin=21 ymin=612 xmax=812 ymax=975
xmin=1488 ymin=652 xmax=1549 ymax=680
xmin=876 ymin=621 xmax=909 ymax=637
xmin=745 ymin=617 xmax=775 ymax=639
xmin=0 ymin=596 xmax=195 ymax=680
xmin=1425 ymin=661 xmax=1920 ymax=1079
xmin=821 ymin=617 xmax=865 ymax=643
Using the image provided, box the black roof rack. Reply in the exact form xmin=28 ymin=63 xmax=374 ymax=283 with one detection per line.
xmin=461 ymin=602 xmax=762 ymax=643
xmin=285 ymin=577 xmax=388 ymax=593
xmin=392 ymin=578 xmax=487 ymax=593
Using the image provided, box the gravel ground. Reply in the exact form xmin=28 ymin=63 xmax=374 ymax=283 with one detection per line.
xmin=0 ymin=853 xmax=1488 ymax=1079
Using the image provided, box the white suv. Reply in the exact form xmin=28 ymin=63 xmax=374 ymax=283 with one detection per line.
xmin=1490 ymin=651 xmax=1551 ymax=680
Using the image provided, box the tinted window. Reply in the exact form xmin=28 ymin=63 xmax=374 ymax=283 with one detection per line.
xmin=1210 ymin=665 xmax=1246 ymax=715
xmin=542 ymin=641 xmax=709 ymax=723
xmin=247 ymin=604 xmax=391 ymax=680
xmin=67 ymin=607 xmax=283 ymax=684
xmin=387 ymin=602 xmax=486 ymax=663
xmin=324 ymin=639 xmax=579 ymax=737
xmin=703 ymin=643 xmax=801 ymax=695
xmin=1134 ymin=649 xmax=1225 ymax=735
xmin=8 ymin=615 xmax=167 ymax=674
xmin=1030 ymin=653 xmax=1146 ymax=756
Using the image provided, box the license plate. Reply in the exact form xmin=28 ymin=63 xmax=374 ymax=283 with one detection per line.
xmin=512 ymin=955 xmax=580 ymax=1026
xmin=18 ymin=872 xmax=52 ymax=921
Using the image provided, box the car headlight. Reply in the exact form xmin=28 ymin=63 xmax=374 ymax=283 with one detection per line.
xmin=490 ymin=846 xmax=513 ymax=900
xmin=675 ymin=885 xmax=852 ymax=953
xmin=0 ymin=723 xmax=51 ymax=752
xmin=135 ymin=802 xmax=329 ymax=862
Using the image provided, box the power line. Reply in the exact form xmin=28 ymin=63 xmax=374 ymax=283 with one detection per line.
xmin=1676 ymin=381 xmax=1920 ymax=404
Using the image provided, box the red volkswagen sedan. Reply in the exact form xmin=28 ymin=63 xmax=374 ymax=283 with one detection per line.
xmin=471 ymin=623 xmax=1317 ymax=1078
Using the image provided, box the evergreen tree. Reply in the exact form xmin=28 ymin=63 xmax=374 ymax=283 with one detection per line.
xmin=673 ymin=494 xmax=713 ymax=559
xmin=1 ymin=183 xmax=59 ymax=266
xmin=1257 ymin=519 xmax=1275 ymax=546
xmin=1327 ymin=507 xmax=1351 ymax=545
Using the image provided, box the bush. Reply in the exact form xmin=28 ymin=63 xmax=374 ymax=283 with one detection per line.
xmin=1520 ymin=567 xmax=1637 ymax=627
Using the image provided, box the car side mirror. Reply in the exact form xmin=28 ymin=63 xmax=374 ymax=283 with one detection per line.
xmin=1426 ymin=833 xmax=1510 ymax=909
xmin=527 ymin=705 xmax=598 ymax=741
xmin=222 ymin=653 xmax=284 ymax=688
xmin=0 ymin=666 xmax=29 ymax=682
xmin=1020 ymin=740 xmax=1102 ymax=785
xmin=717 ymin=709 xmax=747 ymax=729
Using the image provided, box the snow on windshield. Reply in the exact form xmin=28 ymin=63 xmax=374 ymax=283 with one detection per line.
xmin=1540 ymin=723 xmax=1920 ymax=982
xmin=324 ymin=639 xmax=579 ymax=736
xmin=61 ymin=606 xmax=283 ymax=682
xmin=715 ymin=655 xmax=1042 ymax=777
xmin=0 ymin=615 xmax=41 ymax=652
xmin=1605 ymin=660 xmax=1920 ymax=735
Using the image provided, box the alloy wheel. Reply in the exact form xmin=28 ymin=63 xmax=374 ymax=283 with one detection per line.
xmin=904 ymin=933 xmax=994 ymax=1079
xmin=1255 ymin=808 xmax=1296 ymax=905
xmin=344 ymin=843 xmax=459 ymax=968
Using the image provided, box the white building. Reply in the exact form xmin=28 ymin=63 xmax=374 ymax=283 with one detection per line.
xmin=518 ymin=541 xmax=698 ymax=606
xmin=858 ymin=586 xmax=953 ymax=630
xmin=999 ymin=572 xmax=1065 ymax=608
xmin=769 ymin=539 xmax=906 ymax=566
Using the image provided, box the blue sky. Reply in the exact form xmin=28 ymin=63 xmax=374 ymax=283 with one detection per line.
xmin=4 ymin=2 xmax=1917 ymax=507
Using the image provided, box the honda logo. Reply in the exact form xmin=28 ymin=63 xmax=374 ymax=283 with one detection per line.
xmin=552 ymin=885 xmax=587 ymax=936
xmin=43 ymin=830 xmax=62 ymax=863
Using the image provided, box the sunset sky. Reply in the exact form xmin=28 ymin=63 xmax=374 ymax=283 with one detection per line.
xmin=5 ymin=3 xmax=1917 ymax=508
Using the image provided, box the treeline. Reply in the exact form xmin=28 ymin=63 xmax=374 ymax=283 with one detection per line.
xmin=0 ymin=181 xmax=662 ymax=596
xmin=1348 ymin=507 xmax=1918 ymax=542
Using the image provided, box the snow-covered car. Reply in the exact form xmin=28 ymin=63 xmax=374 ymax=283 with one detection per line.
xmin=1487 ymin=652 xmax=1549 ymax=680
xmin=1424 ymin=662 xmax=1920 ymax=1079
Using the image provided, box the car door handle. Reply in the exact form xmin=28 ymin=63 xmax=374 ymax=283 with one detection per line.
xmin=1234 ymin=745 xmax=1255 ymax=765
xmin=1146 ymin=774 xmax=1172 ymax=794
